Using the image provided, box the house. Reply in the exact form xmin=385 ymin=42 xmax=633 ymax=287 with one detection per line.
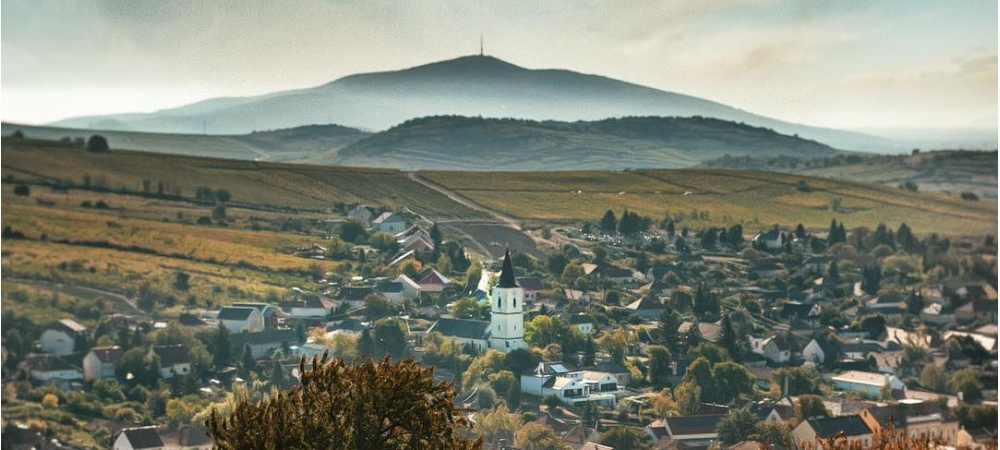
xmin=231 ymin=303 xmax=283 ymax=329
xmin=646 ymin=414 xmax=726 ymax=448
xmin=778 ymin=302 xmax=820 ymax=326
xmin=516 ymin=277 xmax=544 ymax=302
xmin=860 ymin=403 xmax=959 ymax=445
xmin=281 ymin=295 xmax=339 ymax=318
xmin=920 ymin=303 xmax=955 ymax=325
xmin=564 ymin=289 xmax=591 ymax=303
xmin=22 ymin=354 xmax=83 ymax=386
xmin=371 ymin=212 xmax=407 ymax=234
xmin=592 ymin=360 xmax=632 ymax=387
xmin=884 ymin=327 xmax=931 ymax=349
xmin=82 ymin=346 xmax=123 ymax=381
xmin=802 ymin=336 xmax=842 ymax=365
xmin=39 ymin=319 xmax=89 ymax=355
xmin=113 ymin=426 xmax=164 ymax=450
xmin=346 ymin=204 xmax=373 ymax=225
xmin=956 ymin=298 xmax=999 ymax=323
xmin=426 ymin=318 xmax=491 ymax=353
xmin=623 ymin=297 xmax=665 ymax=320
xmin=521 ymin=362 xmax=619 ymax=407
xmin=943 ymin=330 xmax=997 ymax=352
xmin=831 ymin=370 xmax=905 ymax=397
xmin=568 ymin=314 xmax=594 ymax=335
xmin=151 ymin=345 xmax=191 ymax=379
xmin=393 ymin=274 xmax=421 ymax=299
xmin=802 ymin=256 xmax=831 ymax=274
xmin=417 ymin=268 xmax=451 ymax=293
xmin=178 ymin=313 xmax=211 ymax=328
xmin=374 ymin=281 xmax=406 ymax=302
xmin=678 ymin=321 xmax=722 ymax=343
xmin=867 ymin=351 xmax=904 ymax=376
xmin=957 ymin=427 xmax=998 ymax=450
xmin=749 ymin=334 xmax=796 ymax=364
xmin=229 ymin=329 xmax=300 ymax=359
xmin=790 ymin=415 xmax=873 ymax=450
xmin=217 ymin=306 xmax=264 ymax=333
xmin=753 ymin=228 xmax=784 ymax=251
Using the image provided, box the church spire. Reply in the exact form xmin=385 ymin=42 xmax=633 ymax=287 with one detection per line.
xmin=497 ymin=248 xmax=518 ymax=288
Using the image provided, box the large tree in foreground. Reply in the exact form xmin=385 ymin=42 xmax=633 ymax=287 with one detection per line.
xmin=207 ymin=355 xmax=482 ymax=450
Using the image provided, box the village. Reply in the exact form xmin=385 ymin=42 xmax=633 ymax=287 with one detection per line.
xmin=3 ymin=204 xmax=997 ymax=450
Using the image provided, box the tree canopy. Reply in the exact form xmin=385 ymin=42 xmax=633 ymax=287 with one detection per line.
xmin=207 ymin=355 xmax=482 ymax=449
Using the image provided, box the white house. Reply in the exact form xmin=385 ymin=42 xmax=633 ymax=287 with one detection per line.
xmin=346 ymin=204 xmax=373 ymax=225
xmin=113 ymin=427 xmax=164 ymax=450
xmin=229 ymin=329 xmax=300 ymax=359
xmin=569 ymin=314 xmax=594 ymax=335
xmin=753 ymin=228 xmax=784 ymax=251
xmin=832 ymin=370 xmax=905 ymax=397
xmin=217 ymin=306 xmax=264 ymax=333
xmin=520 ymin=362 xmax=619 ymax=407
xmin=82 ymin=346 xmax=123 ymax=381
xmin=39 ymin=319 xmax=88 ymax=355
xmin=750 ymin=334 xmax=795 ymax=364
xmin=372 ymin=212 xmax=407 ymax=234
xmin=23 ymin=354 xmax=83 ymax=386
xmin=393 ymin=274 xmax=422 ymax=299
xmin=150 ymin=345 xmax=191 ymax=380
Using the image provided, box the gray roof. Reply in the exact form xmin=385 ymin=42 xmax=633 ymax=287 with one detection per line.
xmin=54 ymin=318 xmax=87 ymax=334
xmin=23 ymin=354 xmax=80 ymax=373
xmin=428 ymin=318 xmax=490 ymax=340
xmin=120 ymin=427 xmax=164 ymax=449
xmin=664 ymin=414 xmax=726 ymax=436
xmin=498 ymin=249 xmax=519 ymax=288
xmin=806 ymin=415 xmax=873 ymax=438
xmin=229 ymin=329 xmax=299 ymax=349
xmin=218 ymin=306 xmax=258 ymax=321
xmin=151 ymin=345 xmax=191 ymax=366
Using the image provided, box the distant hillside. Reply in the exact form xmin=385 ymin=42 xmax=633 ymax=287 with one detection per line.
xmin=701 ymin=150 xmax=998 ymax=199
xmin=1 ymin=122 xmax=369 ymax=162
xmin=2 ymin=140 xmax=993 ymax=236
xmin=331 ymin=115 xmax=841 ymax=170
xmin=50 ymin=55 xmax=892 ymax=151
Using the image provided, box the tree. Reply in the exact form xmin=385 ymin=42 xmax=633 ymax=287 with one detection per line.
xmin=547 ymin=254 xmax=568 ymax=278
xmin=174 ymin=271 xmax=191 ymax=291
xmin=716 ymin=408 xmax=760 ymax=445
xmin=674 ymin=381 xmax=702 ymax=415
xmin=647 ymin=345 xmax=672 ymax=388
xmin=949 ymin=368 xmax=984 ymax=402
xmin=338 ymin=219 xmax=370 ymax=244
xmin=771 ymin=367 xmax=820 ymax=396
xmin=364 ymin=294 xmax=397 ymax=321
xmin=515 ymin=422 xmax=568 ymax=450
xmin=478 ymin=404 xmax=523 ymax=446
xmin=87 ymin=134 xmax=110 ymax=152
xmin=212 ymin=325 xmax=232 ymax=368
xmin=358 ymin=328 xmax=375 ymax=357
xmin=710 ymin=362 xmax=755 ymax=404
xmin=270 ymin=358 xmax=288 ymax=389
xmin=207 ymin=355 xmax=482 ymax=449
xmin=596 ymin=327 xmax=631 ymax=365
xmin=451 ymin=297 xmax=481 ymax=319
xmin=506 ymin=379 xmax=521 ymax=410
xmin=598 ymin=426 xmax=652 ymax=450
xmin=373 ymin=318 xmax=408 ymax=359
xmin=13 ymin=184 xmax=30 ymax=196
xmin=719 ymin=314 xmax=740 ymax=359
xmin=215 ymin=189 xmax=232 ymax=203
xmin=795 ymin=394 xmax=829 ymax=420
xmin=600 ymin=210 xmax=617 ymax=233
xmin=919 ymin=364 xmax=949 ymax=393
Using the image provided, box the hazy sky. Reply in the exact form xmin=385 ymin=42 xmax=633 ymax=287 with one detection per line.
xmin=2 ymin=0 xmax=996 ymax=131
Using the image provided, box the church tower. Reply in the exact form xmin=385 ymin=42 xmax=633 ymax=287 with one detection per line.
xmin=489 ymin=249 xmax=527 ymax=352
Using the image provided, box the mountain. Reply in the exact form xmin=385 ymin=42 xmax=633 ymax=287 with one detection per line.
xmin=0 ymin=122 xmax=368 ymax=163
xmin=51 ymin=55 xmax=891 ymax=151
xmin=330 ymin=115 xmax=842 ymax=170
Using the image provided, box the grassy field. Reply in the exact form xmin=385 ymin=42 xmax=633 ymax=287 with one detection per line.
xmin=423 ymin=169 xmax=997 ymax=235
xmin=0 ymin=143 xmax=488 ymax=220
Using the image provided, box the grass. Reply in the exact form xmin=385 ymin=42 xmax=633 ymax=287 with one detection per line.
xmin=425 ymin=169 xmax=996 ymax=235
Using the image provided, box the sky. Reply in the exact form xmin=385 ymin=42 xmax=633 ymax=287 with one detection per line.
xmin=2 ymin=0 xmax=997 ymax=134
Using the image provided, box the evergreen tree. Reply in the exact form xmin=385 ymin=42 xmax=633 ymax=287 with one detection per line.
xmin=240 ymin=344 xmax=255 ymax=380
xmin=213 ymin=325 xmax=232 ymax=368
xmin=506 ymin=379 xmax=521 ymax=411
xmin=600 ymin=210 xmax=617 ymax=233
xmin=430 ymin=223 xmax=443 ymax=261
xmin=358 ymin=328 xmax=375 ymax=357
xmin=719 ymin=314 xmax=740 ymax=360
xmin=270 ymin=358 xmax=288 ymax=389
xmin=795 ymin=223 xmax=807 ymax=240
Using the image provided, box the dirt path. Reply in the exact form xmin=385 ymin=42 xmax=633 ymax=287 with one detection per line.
xmin=406 ymin=172 xmax=522 ymax=228
xmin=2 ymin=277 xmax=141 ymax=314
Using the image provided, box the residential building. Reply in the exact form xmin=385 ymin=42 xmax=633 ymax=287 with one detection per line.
xmin=860 ymin=402 xmax=959 ymax=446
xmin=372 ymin=212 xmax=407 ymax=234
xmin=229 ymin=329 xmax=300 ymax=359
xmin=150 ymin=345 xmax=192 ymax=379
xmin=22 ymin=354 xmax=83 ymax=387
xmin=82 ymin=346 xmax=123 ymax=381
xmin=217 ymin=306 xmax=264 ymax=333
xmin=39 ymin=319 xmax=88 ymax=356
xmin=791 ymin=416 xmax=873 ymax=450
xmin=646 ymin=415 xmax=726 ymax=448
xmin=831 ymin=370 xmax=905 ymax=397
xmin=113 ymin=427 xmax=164 ymax=450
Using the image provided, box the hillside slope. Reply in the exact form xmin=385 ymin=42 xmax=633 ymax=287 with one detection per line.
xmin=50 ymin=55 xmax=891 ymax=151
xmin=332 ymin=116 xmax=842 ymax=170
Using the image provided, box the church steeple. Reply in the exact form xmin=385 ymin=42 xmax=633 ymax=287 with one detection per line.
xmin=498 ymin=248 xmax=518 ymax=288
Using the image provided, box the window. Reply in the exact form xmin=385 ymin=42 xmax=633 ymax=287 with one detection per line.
xmin=498 ymin=298 xmax=501 ymax=308
xmin=513 ymin=296 xmax=517 ymax=308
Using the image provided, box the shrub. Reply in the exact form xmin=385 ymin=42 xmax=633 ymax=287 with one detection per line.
xmin=13 ymin=184 xmax=30 ymax=196
xmin=86 ymin=135 xmax=110 ymax=152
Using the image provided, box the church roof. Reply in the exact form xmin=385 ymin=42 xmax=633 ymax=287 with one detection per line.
xmin=428 ymin=318 xmax=490 ymax=340
xmin=497 ymin=249 xmax=519 ymax=288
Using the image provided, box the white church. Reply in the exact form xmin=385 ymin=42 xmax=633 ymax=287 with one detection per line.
xmin=427 ymin=248 xmax=527 ymax=353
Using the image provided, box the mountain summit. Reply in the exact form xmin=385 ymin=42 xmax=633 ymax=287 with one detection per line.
xmin=52 ymin=55 xmax=888 ymax=150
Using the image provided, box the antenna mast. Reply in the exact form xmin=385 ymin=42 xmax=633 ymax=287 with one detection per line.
xmin=480 ymin=35 xmax=484 ymax=56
